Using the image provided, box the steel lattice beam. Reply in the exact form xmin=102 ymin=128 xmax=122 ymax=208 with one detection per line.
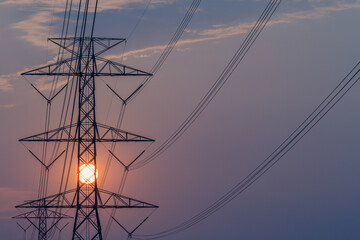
xmin=16 ymin=1 xmax=157 ymax=239
xmin=16 ymin=188 xmax=159 ymax=209
xmin=21 ymin=56 xmax=152 ymax=76
xmin=13 ymin=209 xmax=72 ymax=240
xmin=19 ymin=123 xmax=155 ymax=142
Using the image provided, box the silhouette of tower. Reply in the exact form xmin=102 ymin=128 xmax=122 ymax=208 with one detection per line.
xmin=15 ymin=1 xmax=158 ymax=239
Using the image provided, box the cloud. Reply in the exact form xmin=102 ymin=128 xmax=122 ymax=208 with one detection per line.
xmin=6 ymin=0 xmax=170 ymax=50
xmin=3 ymin=0 xmax=360 ymax=91
xmin=0 ymin=56 xmax=64 ymax=93
xmin=107 ymin=0 xmax=360 ymax=60
xmin=35 ymin=76 xmax=68 ymax=92
xmin=0 ymin=74 xmax=16 ymax=92
xmin=98 ymin=0 xmax=170 ymax=12
xmin=0 ymin=187 xmax=33 ymax=219
xmin=280 ymin=1 xmax=360 ymax=21
xmin=0 ymin=0 xmax=57 ymax=6
xmin=0 ymin=104 xmax=15 ymax=109
xmin=0 ymin=0 xmax=169 ymax=12
xmin=12 ymin=11 xmax=59 ymax=49
xmin=5 ymin=0 xmax=360 ymax=52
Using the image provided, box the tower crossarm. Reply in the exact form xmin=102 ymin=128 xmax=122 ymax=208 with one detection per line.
xmin=19 ymin=124 xmax=77 ymax=142
xmin=15 ymin=188 xmax=158 ymax=209
xmin=19 ymin=124 xmax=155 ymax=142
xmin=96 ymin=123 xmax=155 ymax=142
xmin=21 ymin=56 xmax=152 ymax=77
xmin=98 ymin=189 xmax=159 ymax=209
xmin=95 ymin=57 xmax=153 ymax=76
xmin=13 ymin=209 xmax=72 ymax=219
xmin=48 ymin=37 xmax=126 ymax=57
xmin=22 ymin=57 xmax=78 ymax=76
xmin=16 ymin=189 xmax=77 ymax=209
xmin=13 ymin=209 xmax=72 ymax=240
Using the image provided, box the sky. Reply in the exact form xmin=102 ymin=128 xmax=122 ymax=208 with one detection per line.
xmin=1 ymin=0 xmax=360 ymax=239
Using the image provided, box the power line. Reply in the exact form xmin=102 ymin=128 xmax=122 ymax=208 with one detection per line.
xmin=16 ymin=0 xmax=159 ymax=239
xmin=133 ymin=21 xmax=360 ymax=240
xmin=131 ymin=0 xmax=281 ymax=170
xmin=125 ymin=0 xmax=202 ymax=104
xmin=100 ymin=0 xmax=202 ymax=189
xmin=127 ymin=0 xmax=153 ymax=41
xmin=99 ymin=2 xmax=202 ymax=236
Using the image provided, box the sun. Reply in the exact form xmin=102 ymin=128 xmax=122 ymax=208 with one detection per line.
xmin=79 ymin=163 xmax=98 ymax=184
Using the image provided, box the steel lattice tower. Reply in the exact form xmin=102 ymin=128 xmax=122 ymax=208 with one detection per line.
xmin=15 ymin=1 xmax=158 ymax=239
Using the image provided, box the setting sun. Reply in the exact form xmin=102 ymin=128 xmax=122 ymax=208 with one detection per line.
xmin=79 ymin=163 xmax=98 ymax=184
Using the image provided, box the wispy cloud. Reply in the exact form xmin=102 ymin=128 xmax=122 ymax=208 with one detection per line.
xmin=280 ymin=1 xmax=360 ymax=21
xmin=0 ymin=104 xmax=15 ymax=109
xmin=98 ymin=0 xmax=170 ymax=12
xmin=0 ymin=0 xmax=169 ymax=11
xmin=0 ymin=57 xmax=63 ymax=92
xmin=0 ymin=0 xmax=57 ymax=6
xmin=6 ymin=0 xmax=170 ymax=50
xmin=2 ymin=0 xmax=360 ymax=92
xmin=0 ymin=187 xmax=33 ymax=219
xmin=107 ymin=0 xmax=360 ymax=60
xmin=12 ymin=11 xmax=58 ymax=49
xmin=0 ymin=74 xmax=16 ymax=92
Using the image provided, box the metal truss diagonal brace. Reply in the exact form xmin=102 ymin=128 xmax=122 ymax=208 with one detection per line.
xmin=19 ymin=124 xmax=155 ymax=142
xmin=13 ymin=209 xmax=72 ymax=240
xmin=15 ymin=188 xmax=159 ymax=209
xmin=21 ymin=56 xmax=152 ymax=77
xmin=48 ymin=37 xmax=126 ymax=57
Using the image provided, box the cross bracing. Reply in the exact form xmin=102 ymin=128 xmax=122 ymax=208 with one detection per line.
xmin=21 ymin=56 xmax=152 ymax=76
xmin=15 ymin=3 xmax=158 ymax=238
xmin=19 ymin=123 xmax=155 ymax=143
xmin=16 ymin=188 xmax=159 ymax=209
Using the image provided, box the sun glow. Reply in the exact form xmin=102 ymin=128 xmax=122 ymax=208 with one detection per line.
xmin=79 ymin=163 xmax=98 ymax=184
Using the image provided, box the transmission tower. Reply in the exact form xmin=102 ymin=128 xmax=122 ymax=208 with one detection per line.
xmin=14 ymin=210 xmax=72 ymax=240
xmin=15 ymin=1 xmax=158 ymax=239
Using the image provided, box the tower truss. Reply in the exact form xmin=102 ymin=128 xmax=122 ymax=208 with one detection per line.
xmin=15 ymin=1 xmax=158 ymax=239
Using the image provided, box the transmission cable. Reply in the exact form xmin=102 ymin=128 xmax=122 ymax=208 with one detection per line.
xmin=127 ymin=0 xmax=152 ymax=41
xmin=125 ymin=0 xmax=202 ymax=104
xmin=101 ymin=1 xmax=201 ymax=236
xmin=100 ymin=2 xmax=202 ymax=236
xmin=100 ymin=0 xmax=201 ymax=186
xmin=101 ymin=1 xmax=277 ymax=237
xmin=131 ymin=0 xmax=280 ymax=170
xmin=100 ymin=0 xmax=202 ymax=187
xmin=133 ymin=61 xmax=360 ymax=238
xmin=132 ymin=14 xmax=360 ymax=240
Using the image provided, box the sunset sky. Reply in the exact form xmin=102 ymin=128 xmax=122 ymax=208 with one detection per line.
xmin=1 ymin=0 xmax=360 ymax=239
